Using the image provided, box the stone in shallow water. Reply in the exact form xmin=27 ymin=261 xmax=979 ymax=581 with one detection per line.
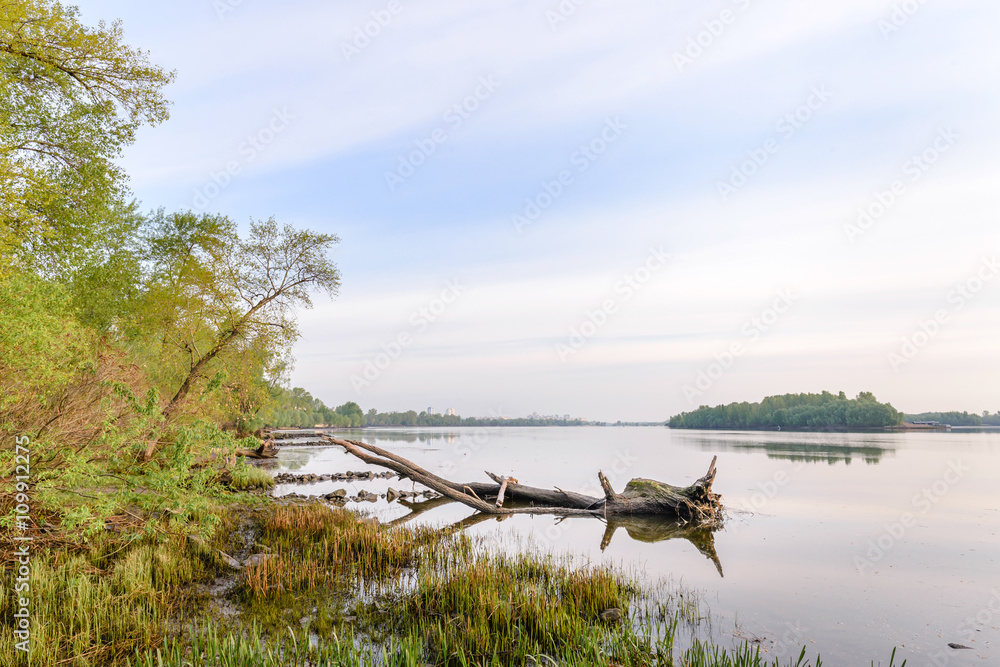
xmin=243 ymin=553 xmax=275 ymax=568
xmin=599 ymin=608 xmax=622 ymax=623
xmin=217 ymin=550 xmax=241 ymax=569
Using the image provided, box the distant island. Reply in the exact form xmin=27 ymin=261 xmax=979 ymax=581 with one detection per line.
xmin=904 ymin=411 xmax=1000 ymax=427
xmin=261 ymin=388 xmax=602 ymax=428
xmin=668 ymin=391 xmax=904 ymax=430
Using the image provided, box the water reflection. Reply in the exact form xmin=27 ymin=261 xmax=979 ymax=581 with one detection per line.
xmin=600 ymin=515 xmax=724 ymax=577
xmin=690 ymin=438 xmax=894 ymax=465
xmin=388 ymin=497 xmax=725 ymax=578
xmin=334 ymin=428 xmax=459 ymax=444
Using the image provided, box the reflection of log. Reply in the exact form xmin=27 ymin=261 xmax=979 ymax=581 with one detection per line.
xmin=325 ymin=437 xmax=723 ymax=523
xmin=600 ymin=515 xmax=724 ymax=577
xmin=389 ymin=496 xmax=724 ymax=576
xmin=386 ymin=495 xmax=454 ymax=527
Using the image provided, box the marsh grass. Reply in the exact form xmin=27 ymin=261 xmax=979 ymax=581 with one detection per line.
xmin=3 ymin=500 xmax=902 ymax=667
xmin=229 ymin=462 xmax=276 ymax=491
xmin=0 ymin=534 xmax=221 ymax=666
xmin=243 ymin=502 xmax=449 ymax=596
xmin=682 ymin=641 xmax=822 ymax=667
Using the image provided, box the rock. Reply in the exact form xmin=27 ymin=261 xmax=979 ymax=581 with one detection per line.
xmin=599 ymin=608 xmax=622 ymax=623
xmin=948 ymin=643 xmax=973 ymax=650
xmin=326 ymin=489 xmax=347 ymax=499
xmin=244 ymin=553 xmax=276 ymax=568
xmin=386 ymin=488 xmax=399 ymax=502
xmin=217 ymin=550 xmax=241 ymax=569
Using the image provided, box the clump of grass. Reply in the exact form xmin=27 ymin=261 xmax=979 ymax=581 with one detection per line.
xmin=0 ymin=534 xmax=216 ymax=666
xmin=229 ymin=462 xmax=275 ymax=491
xmin=242 ymin=502 xmax=447 ymax=598
xmin=383 ymin=549 xmax=675 ymax=666
xmin=682 ymin=641 xmax=824 ymax=667
xmin=127 ymin=623 xmax=429 ymax=667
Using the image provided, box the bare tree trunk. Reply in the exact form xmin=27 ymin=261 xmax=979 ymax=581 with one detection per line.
xmin=326 ymin=437 xmax=723 ymax=523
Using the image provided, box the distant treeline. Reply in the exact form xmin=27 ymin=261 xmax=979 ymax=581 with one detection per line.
xmin=262 ymin=388 xmax=366 ymax=428
xmin=905 ymin=411 xmax=1000 ymax=426
xmin=263 ymin=388 xmax=596 ymax=428
xmin=668 ymin=391 xmax=903 ymax=430
xmin=365 ymin=412 xmax=593 ymax=427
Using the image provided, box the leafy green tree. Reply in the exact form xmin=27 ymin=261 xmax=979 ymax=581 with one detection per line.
xmin=139 ymin=214 xmax=340 ymax=458
xmin=0 ymin=0 xmax=174 ymax=270
xmin=670 ymin=392 xmax=903 ymax=430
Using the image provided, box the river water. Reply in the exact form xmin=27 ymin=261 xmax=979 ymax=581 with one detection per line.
xmin=270 ymin=426 xmax=1000 ymax=666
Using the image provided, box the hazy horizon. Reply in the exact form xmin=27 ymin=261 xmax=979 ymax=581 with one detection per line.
xmin=76 ymin=0 xmax=1000 ymax=422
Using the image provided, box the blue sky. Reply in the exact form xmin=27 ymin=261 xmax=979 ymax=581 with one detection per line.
xmin=77 ymin=0 xmax=1000 ymax=420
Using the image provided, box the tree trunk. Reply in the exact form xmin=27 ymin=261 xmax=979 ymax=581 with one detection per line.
xmin=326 ymin=437 xmax=723 ymax=524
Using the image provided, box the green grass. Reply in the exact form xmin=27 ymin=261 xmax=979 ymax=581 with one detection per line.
xmin=229 ymin=463 xmax=276 ymax=491
xmin=2 ymin=501 xmax=908 ymax=667
xmin=0 ymin=535 xmax=219 ymax=666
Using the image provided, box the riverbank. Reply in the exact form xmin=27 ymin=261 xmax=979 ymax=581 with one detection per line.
xmin=0 ymin=482 xmax=851 ymax=667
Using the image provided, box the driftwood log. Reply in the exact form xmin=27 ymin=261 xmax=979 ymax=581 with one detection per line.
xmin=235 ymin=439 xmax=279 ymax=459
xmin=325 ymin=437 xmax=723 ymax=524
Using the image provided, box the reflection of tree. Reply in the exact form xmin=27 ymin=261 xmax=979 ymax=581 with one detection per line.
xmin=696 ymin=440 xmax=892 ymax=465
xmin=387 ymin=498 xmax=724 ymax=578
xmin=600 ymin=515 xmax=723 ymax=577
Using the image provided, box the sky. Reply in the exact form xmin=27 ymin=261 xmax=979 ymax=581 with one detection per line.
xmin=75 ymin=0 xmax=1000 ymax=421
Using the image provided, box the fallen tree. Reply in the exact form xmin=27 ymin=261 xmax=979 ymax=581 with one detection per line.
xmin=325 ymin=437 xmax=723 ymax=524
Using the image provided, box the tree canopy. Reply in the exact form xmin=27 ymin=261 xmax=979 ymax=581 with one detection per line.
xmin=1 ymin=0 xmax=174 ymax=271
xmin=0 ymin=1 xmax=341 ymax=526
xmin=669 ymin=391 xmax=903 ymax=430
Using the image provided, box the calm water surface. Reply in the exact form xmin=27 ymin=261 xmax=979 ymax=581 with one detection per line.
xmin=271 ymin=427 xmax=1000 ymax=666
